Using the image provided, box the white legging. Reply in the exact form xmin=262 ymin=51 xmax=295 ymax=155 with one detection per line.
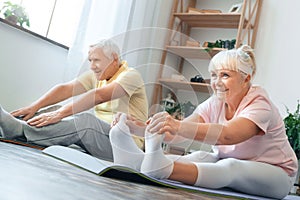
xmin=167 ymin=151 xmax=294 ymax=199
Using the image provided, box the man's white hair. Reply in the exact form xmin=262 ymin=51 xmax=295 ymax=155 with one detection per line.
xmin=90 ymin=39 xmax=121 ymax=60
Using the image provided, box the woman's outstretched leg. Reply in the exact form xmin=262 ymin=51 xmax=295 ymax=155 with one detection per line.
xmin=193 ymin=158 xmax=293 ymax=199
xmin=141 ymin=130 xmax=174 ymax=179
xmin=109 ymin=113 xmax=144 ymax=171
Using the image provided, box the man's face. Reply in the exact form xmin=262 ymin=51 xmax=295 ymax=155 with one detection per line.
xmin=88 ymin=47 xmax=116 ymax=81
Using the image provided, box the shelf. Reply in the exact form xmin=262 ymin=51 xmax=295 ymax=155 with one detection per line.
xmin=159 ymin=79 xmax=212 ymax=93
xmin=152 ymin=1 xmax=262 ymax=106
xmin=166 ymin=46 xmax=224 ymax=59
xmin=173 ymin=13 xmax=244 ymax=29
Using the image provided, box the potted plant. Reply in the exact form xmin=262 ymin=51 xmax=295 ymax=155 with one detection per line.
xmin=0 ymin=1 xmax=30 ymax=27
xmin=164 ymin=101 xmax=196 ymax=120
xmin=284 ymin=101 xmax=300 ymax=194
xmin=284 ymin=100 xmax=300 ymax=159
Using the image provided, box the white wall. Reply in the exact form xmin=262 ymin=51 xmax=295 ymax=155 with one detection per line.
xmin=0 ymin=22 xmax=68 ymax=112
xmin=185 ymin=0 xmax=300 ymax=117
xmin=0 ymin=0 xmax=299 ymax=117
xmin=254 ymin=0 xmax=300 ymax=116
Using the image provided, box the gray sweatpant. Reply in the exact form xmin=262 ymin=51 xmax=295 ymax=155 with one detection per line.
xmin=22 ymin=112 xmax=113 ymax=161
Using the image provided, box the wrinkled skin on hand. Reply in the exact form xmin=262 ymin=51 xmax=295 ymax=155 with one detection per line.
xmin=27 ymin=111 xmax=62 ymax=127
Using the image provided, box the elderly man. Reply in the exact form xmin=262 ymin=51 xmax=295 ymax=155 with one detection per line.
xmin=0 ymin=39 xmax=148 ymax=161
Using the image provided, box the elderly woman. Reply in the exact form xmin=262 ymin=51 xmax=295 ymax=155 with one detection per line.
xmin=110 ymin=45 xmax=298 ymax=199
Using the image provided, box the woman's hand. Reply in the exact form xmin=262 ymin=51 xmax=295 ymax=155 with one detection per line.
xmin=11 ymin=105 xmax=40 ymax=121
xmin=111 ymin=112 xmax=123 ymax=127
xmin=27 ymin=110 xmax=62 ymax=127
xmin=147 ymin=111 xmax=181 ymax=136
xmin=125 ymin=117 xmax=148 ymax=137
xmin=112 ymin=112 xmax=147 ymax=137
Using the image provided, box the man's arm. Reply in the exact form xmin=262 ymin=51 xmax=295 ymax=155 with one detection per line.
xmin=11 ymin=80 xmax=86 ymax=121
xmin=27 ymin=82 xmax=127 ymax=127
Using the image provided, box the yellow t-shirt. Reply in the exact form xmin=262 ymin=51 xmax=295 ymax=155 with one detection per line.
xmin=77 ymin=61 xmax=148 ymax=148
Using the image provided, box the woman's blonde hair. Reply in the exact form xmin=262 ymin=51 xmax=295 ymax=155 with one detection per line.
xmin=208 ymin=45 xmax=256 ymax=77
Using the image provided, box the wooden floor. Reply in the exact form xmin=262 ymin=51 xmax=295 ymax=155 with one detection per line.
xmin=0 ymin=141 xmax=234 ymax=200
xmin=1 ymin=141 xmax=300 ymax=200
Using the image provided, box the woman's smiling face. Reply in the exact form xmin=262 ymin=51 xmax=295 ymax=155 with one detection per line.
xmin=210 ymin=69 xmax=247 ymax=101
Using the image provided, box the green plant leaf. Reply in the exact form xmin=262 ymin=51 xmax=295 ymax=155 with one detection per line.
xmin=284 ymin=100 xmax=300 ymax=158
xmin=1 ymin=1 xmax=30 ymax=27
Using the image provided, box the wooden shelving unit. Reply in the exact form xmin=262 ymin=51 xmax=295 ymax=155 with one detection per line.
xmin=151 ymin=0 xmax=262 ymax=108
xmin=159 ymin=78 xmax=212 ymax=93
xmin=173 ymin=13 xmax=244 ymax=28
xmin=166 ymin=46 xmax=224 ymax=59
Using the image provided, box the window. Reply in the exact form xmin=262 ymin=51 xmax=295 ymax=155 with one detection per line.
xmin=0 ymin=0 xmax=85 ymax=47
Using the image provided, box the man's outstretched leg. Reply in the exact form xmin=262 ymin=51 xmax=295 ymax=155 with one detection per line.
xmin=23 ymin=112 xmax=113 ymax=161
xmin=0 ymin=105 xmax=25 ymax=139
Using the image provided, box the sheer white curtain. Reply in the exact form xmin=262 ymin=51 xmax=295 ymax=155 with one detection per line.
xmin=65 ymin=0 xmax=174 ymax=105
xmin=65 ymin=0 xmax=134 ymax=80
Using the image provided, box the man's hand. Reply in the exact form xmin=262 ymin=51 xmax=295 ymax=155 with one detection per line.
xmin=11 ymin=105 xmax=40 ymax=121
xmin=27 ymin=111 xmax=62 ymax=127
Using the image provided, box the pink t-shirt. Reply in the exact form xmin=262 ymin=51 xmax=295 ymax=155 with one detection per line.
xmin=194 ymin=86 xmax=298 ymax=176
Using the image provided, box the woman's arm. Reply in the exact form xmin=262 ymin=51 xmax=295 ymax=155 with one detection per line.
xmin=147 ymin=112 xmax=261 ymax=145
xmin=179 ymin=117 xmax=260 ymax=145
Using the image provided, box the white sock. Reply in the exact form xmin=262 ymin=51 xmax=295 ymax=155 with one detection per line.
xmin=141 ymin=130 xmax=174 ymax=179
xmin=0 ymin=105 xmax=25 ymax=139
xmin=109 ymin=113 xmax=144 ymax=171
